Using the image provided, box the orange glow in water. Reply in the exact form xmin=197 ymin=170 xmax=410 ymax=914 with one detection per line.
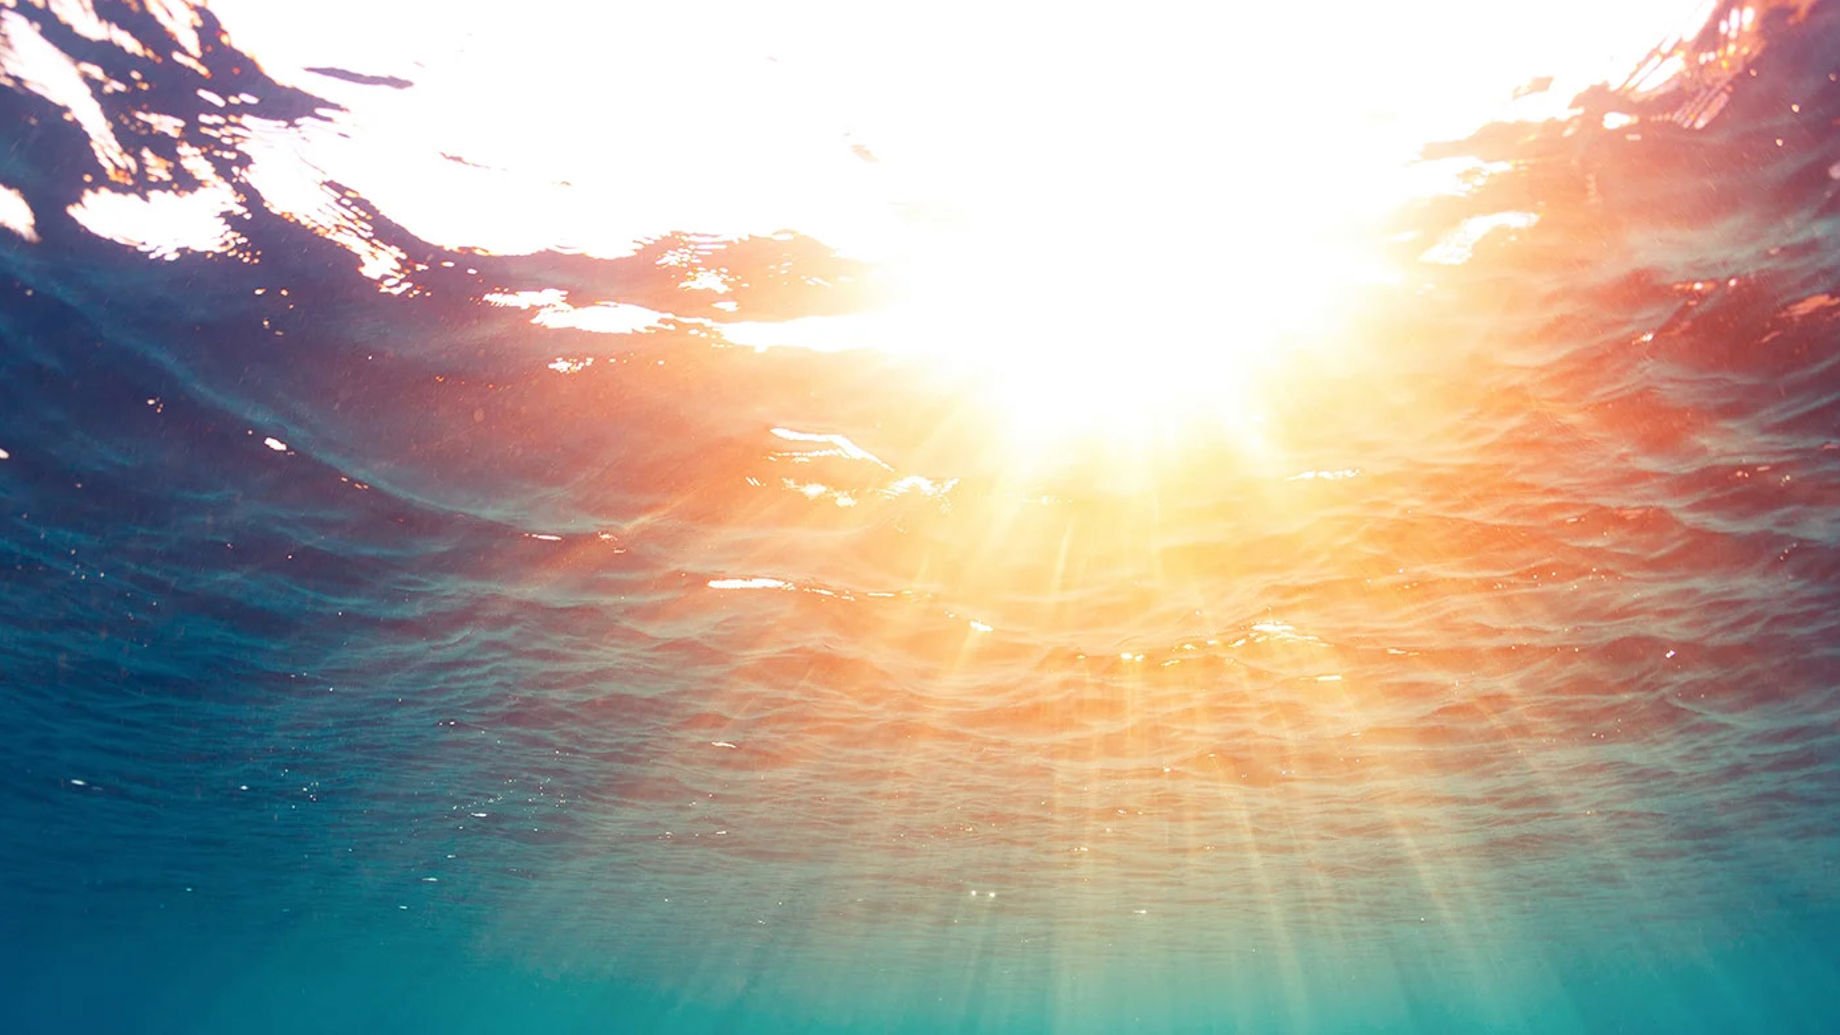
xmin=5 ymin=0 xmax=1840 ymax=1026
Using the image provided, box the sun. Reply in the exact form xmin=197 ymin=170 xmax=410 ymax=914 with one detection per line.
xmin=739 ymin=172 xmax=1393 ymax=459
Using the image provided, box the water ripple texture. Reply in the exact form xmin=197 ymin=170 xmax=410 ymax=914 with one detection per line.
xmin=3 ymin=2 xmax=1840 ymax=1033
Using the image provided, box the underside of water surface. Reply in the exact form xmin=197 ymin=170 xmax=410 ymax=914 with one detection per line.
xmin=3 ymin=1 xmax=1840 ymax=1032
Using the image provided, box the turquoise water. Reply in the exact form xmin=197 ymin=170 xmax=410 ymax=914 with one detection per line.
xmin=4 ymin=1 xmax=1840 ymax=1031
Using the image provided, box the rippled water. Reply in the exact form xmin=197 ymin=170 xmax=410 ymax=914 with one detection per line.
xmin=4 ymin=1 xmax=1840 ymax=1032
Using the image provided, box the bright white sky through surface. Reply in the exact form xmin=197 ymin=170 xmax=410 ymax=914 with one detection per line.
xmin=199 ymin=0 xmax=1713 ymax=417
xmin=205 ymin=0 xmax=1708 ymax=257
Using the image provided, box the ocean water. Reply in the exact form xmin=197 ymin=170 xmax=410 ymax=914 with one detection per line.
xmin=4 ymin=1 xmax=1840 ymax=1032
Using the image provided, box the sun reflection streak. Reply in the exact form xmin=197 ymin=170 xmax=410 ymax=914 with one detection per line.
xmin=0 ymin=181 xmax=37 ymax=241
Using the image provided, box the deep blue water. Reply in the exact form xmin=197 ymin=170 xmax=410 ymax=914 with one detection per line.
xmin=5 ymin=1 xmax=1840 ymax=1032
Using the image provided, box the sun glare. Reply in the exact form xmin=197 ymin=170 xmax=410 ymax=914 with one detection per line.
xmin=191 ymin=0 xmax=1713 ymax=446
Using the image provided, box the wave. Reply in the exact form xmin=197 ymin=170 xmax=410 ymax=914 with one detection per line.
xmin=4 ymin=1 xmax=1840 ymax=1031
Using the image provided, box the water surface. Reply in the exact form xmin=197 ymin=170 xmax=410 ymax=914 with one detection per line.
xmin=3 ymin=1 xmax=1840 ymax=1031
